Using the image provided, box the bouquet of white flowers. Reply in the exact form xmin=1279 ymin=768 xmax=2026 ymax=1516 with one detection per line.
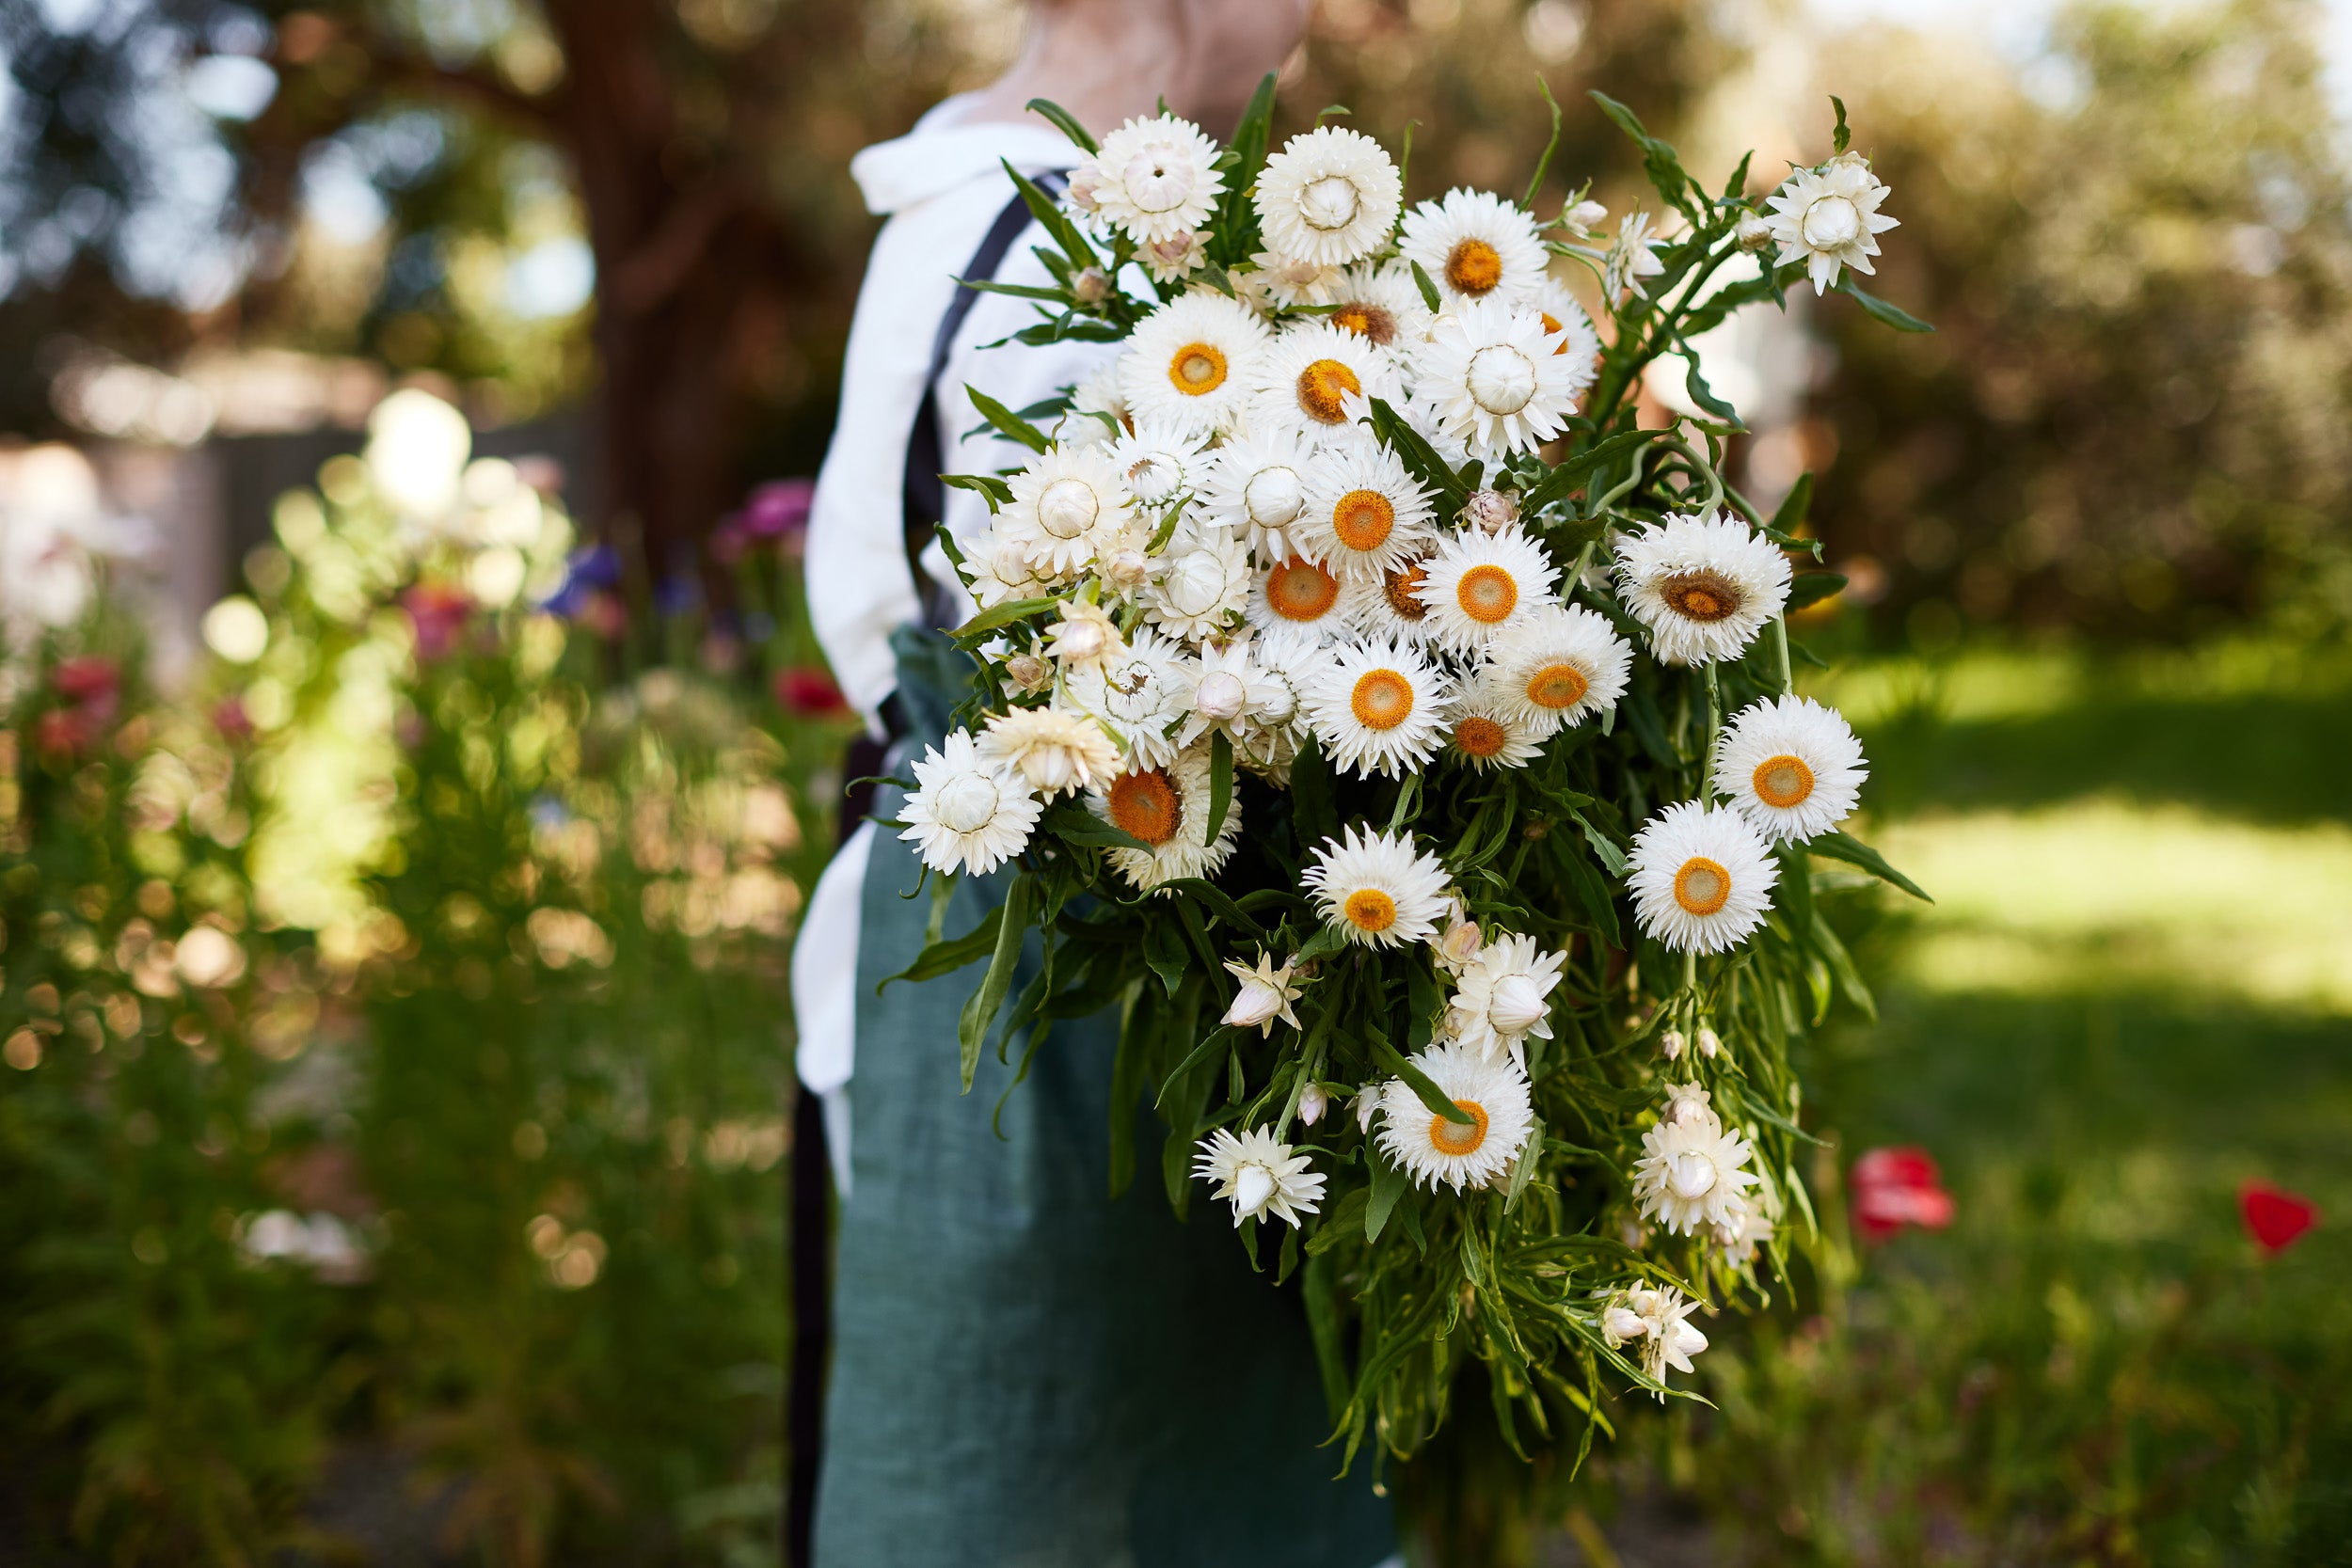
xmin=885 ymin=80 xmax=1929 ymax=1466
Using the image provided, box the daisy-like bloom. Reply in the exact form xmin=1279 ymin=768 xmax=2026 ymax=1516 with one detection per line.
xmin=1303 ymin=824 xmax=1452 ymax=948
xmin=1443 ymin=680 xmax=1547 ymax=776
xmin=1714 ymin=692 xmax=1867 ymax=843
xmin=978 ymin=706 xmax=1120 ymax=799
xmin=1483 ymin=604 xmax=1634 ymax=733
xmin=1327 ymin=261 xmax=1434 ymax=351
xmin=1295 ymin=436 xmax=1438 ymax=584
xmin=1089 ymin=744 xmax=1241 ymax=893
xmin=1175 ymin=633 xmax=1289 ymax=749
xmin=1142 ymin=522 xmax=1249 ymax=643
xmin=998 ymin=446 xmax=1136 ymax=578
xmin=1062 ymin=627 xmax=1188 ymax=769
xmin=1613 ymin=511 xmax=1793 ymax=666
xmin=1398 ymin=189 xmax=1549 ymax=307
xmin=1600 ymin=1283 xmax=1710 ymax=1390
xmin=1413 ymin=298 xmax=1584 ymax=462
xmin=1247 ymin=321 xmax=1399 ymax=449
xmin=1628 ymin=800 xmax=1778 ymax=955
xmin=1120 ymin=292 xmax=1269 ymax=438
xmin=1533 ymin=277 xmax=1603 ymax=393
xmin=1254 ymin=125 xmax=1404 ymax=268
xmin=1221 ymin=951 xmax=1303 ymax=1037
xmin=961 ymin=522 xmax=1049 ymax=609
xmin=1198 ymin=425 xmax=1312 ymax=561
xmin=1340 ymin=551 xmax=1442 ymax=648
xmin=897 ymin=729 xmax=1041 ymax=876
xmin=1243 ymin=553 xmax=1350 ymax=643
xmin=1193 ymin=1126 xmax=1326 ymax=1228
xmin=1447 ymin=931 xmax=1565 ymax=1067
xmin=1375 ymin=1040 xmax=1536 ymax=1193
xmin=1043 ymin=598 xmax=1127 ymax=679
xmin=1241 ymin=252 xmax=1344 ymax=309
xmin=1414 ymin=523 xmax=1560 ymax=654
xmin=1631 ymin=1084 xmax=1760 ymax=1238
xmin=1301 ymin=637 xmax=1454 ymax=780
xmin=1107 ymin=420 xmax=1208 ymax=512
xmin=1763 ymin=150 xmax=1899 ymax=295
xmin=1083 ymin=113 xmax=1225 ymax=245
xmin=1602 ymin=210 xmax=1668 ymax=300
xmin=1136 ymin=230 xmax=1210 ymax=284
xmin=1061 ymin=364 xmax=1130 ymax=449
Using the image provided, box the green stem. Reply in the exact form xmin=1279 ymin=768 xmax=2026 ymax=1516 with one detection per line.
xmin=1772 ymin=614 xmax=1795 ymax=696
xmin=1700 ymin=662 xmax=1723 ymax=801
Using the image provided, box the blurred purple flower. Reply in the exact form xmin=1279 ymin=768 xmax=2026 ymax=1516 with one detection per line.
xmin=544 ymin=544 xmax=623 ymax=618
xmin=741 ymin=479 xmax=814 ymax=552
xmin=654 ymin=572 xmax=702 ymax=617
xmin=708 ymin=518 xmax=751 ymax=565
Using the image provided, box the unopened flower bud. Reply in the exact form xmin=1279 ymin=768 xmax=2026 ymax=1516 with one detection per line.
xmin=1223 ymin=982 xmax=1284 ymax=1032
xmin=1297 ymin=1082 xmax=1328 ymax=1127
xmin=1103 ymin=548 xmax=1151 ymax=592
xmin=1695 ymin=1026 xmax=1722 ymax=1059
xmin=1563 ymin=198 xmax=1608 ymax=237
xmin=1073 ymin=267 xmax=1112 ymax=306
xmin=1052 ymin=619 xmax=1107 ymax=663
xmin=1004 ymin=652 xmax=1051 ymax=692
xmin=1660 ymin=1027 xmax=1687 ymax=1061
xmin=1602 ymin=1305 xmax=1651 ymax=1345
xmin=1461 ymin=488 xmax=1518 ymax=534
xmin=1489 ymin=974 xmax=1549 ymax=1036
xmin=1668 ymin=1152 xmax=1719 ymax=1200
xmin=1193 ymin=670 xmax=1248 ymax=721
xmin=1438 ymin=918 xmax=1484 ymax=968
xmin=1735 ymin=213 xmax=1773 ymax=252
xmin=1233 ymin=1164 xmax=1276 ymax=1219
xmin=1355 ymin=1088 xmax=1379 ymax=1133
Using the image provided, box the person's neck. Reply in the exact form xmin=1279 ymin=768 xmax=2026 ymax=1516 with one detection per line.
xmin=957 ymin=11 xmax=1197 ymax=135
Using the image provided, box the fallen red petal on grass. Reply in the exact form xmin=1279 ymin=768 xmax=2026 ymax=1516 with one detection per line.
xmin=1851 ymin=1145 xmax=1955 ymax=1243
xmin=2240 ymin=1181 xmax=2317 ymax=1255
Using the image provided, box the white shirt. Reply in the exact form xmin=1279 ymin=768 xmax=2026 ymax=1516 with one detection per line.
xmin=793 ymin=101 xmax=1117 ymax=1185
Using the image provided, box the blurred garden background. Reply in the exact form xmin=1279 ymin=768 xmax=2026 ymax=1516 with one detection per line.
xmin=1 ymin=0 xmax=2346 ymax=1562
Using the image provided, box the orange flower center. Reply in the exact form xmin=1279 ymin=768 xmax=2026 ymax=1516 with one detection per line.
xmin=1106 ymin=768 xmax=1183 ymax=846
xmin=1264 ymin=557 xmax=1340 ymax=622
xmin=1295 ymin=357 xmax=1361 ymax=424
xmin=1539 ymin=310 xmax=1578 ymax=355
xmin=1168 ymin=341 xmax=1228 ymax=395
xmin=1343 ymin=888 xmax=1397 ymax=932
xmin=1382 ymin=563 xmax=1429 ymax=621
xmin=1454 ymin=716 xmax=1508 ymax=758
xmin=1661 ymin=569 xmax=1743 ymax=623
xmin=1674 ymin=856 xmax=1731 ymax=916
xmin=1455 ymin=563 xmax=1518 ymax=624
xmin=1525 ymin=661 xmax=1588 ymax=710
xmin=1445 ymin=238 xmax=1504 ymax=295
xmin=1429 ymin=1099 xmax=1491 ymax=1154
xmin=1331 ymin=302 xmax=1397 ymax=345
xmin=1753 ymin=754 xmax=1815 ymax=809
xmin=1350 ymin=669 xmax=1415 ymax=730
xmin=1332 ymin=488 xmax=1396 ymax=552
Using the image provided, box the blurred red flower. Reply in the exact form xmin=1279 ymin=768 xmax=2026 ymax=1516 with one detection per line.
xmin=772 ymin=666 xmax=847 ymax=717
xmin=214 ymin=696 xmax=254 ymax=741
xmin=1851 ymin=1146 xmax=1955 ymax=1243
xmin=52 ymin=655 xmax=121 ymax=711
xmin=403 ymin=584 xmax=474 ymax=660
xmin=2240 ymin=1181 xmax=2317 ymax=1255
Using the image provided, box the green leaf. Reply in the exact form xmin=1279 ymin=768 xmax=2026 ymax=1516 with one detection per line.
xmin=1142 ymin=917 xmax=1191 ymax=996
xmin=1522 ymin=76 xmax=1565 ymax=212
xmin=1680 ymin=345 xmax=1742 ymax=427
xmin=1810 ymin=829 xmax=1932 ymax=902
xmin=1408 ymin=259 xmax=1443 ymax=314
xmin=1577 ymin=816 xmax=1629 ymax=878
xmin=1588 ymin=90 xmax=1694 ymax=216
xmin=1205 ymin=732 xmax=1232 ymax=844
xmin=1366 ymin=397 xmax=1469 ymax=507
xmin=1365 ymin=1147 xmax=1407 ymax=1243
xmin=965 ymin=386 xmax=1052 ymax=453
xmin=939 ymin=472 xmax=1014 ymax=511
xmin=1809 ymin=909 xmax=1877 ymax=1021
xmin=1287 ymin=736 xmax=1338 ymax=847
xmin=879 ymin=902 xmax=1001 ymax=993
xmin=953 ymin=594 xmax=1058 ymax=639
xmin=1025 ymin=96 xmax=1099 ymax=153
xmin=1374 ymin=1034 xmax=1475 ymax=1126
xmin=958 ymin=875 xmax=1033 ymax=1091
xmin=1105 ymin=982 xmax=1149 ymax=1197
xmin=999 ymin=158 xmax=1099 ymax=271
xmin=1786 ymin=571 xmax=1847 ymax=612
xmin=1155 ymin=1023 xmax=1237 ymax=1108
xmin=1518 ymin=426 xmax=1657 ymax=515
xmin=1504 ymin=1114 xmax=1546 ymax=1212
xmin=1043 ymin=802 xmax=1152 ymax=851
xmin=1829 ymin=95 xmax=1851 ymax=155
xmin=1771 ymin=471 xmax=1814 ymax=537
xmin=1162 ymin=878 xmax=1266 ymax=940
xmin=1836 ymin=276 xmax=1935 ymax=333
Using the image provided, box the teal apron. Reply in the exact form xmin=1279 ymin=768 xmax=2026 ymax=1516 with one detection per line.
xmin=810 ymin=625 xmax=1396 ymax=1567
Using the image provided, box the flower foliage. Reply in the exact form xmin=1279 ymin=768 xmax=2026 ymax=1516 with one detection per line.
xmin=896 ymin=84 xmax=1930 ymax=1466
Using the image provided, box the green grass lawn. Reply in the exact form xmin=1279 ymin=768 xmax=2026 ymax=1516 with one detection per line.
xmin=1586 ymin=638 xmax=2352 ymax=1567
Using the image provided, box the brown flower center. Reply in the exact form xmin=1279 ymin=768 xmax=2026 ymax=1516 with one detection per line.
xmin=1674 ymin=856 xmax=1731 ymax=916
xmin=1350 ymin=669 xmax=1415 ymax=731
xmin=1660 ymin=569 xmax=1743 ymax=624
xmin=1753 ymin=754 xmax=1815 ymax=809
xmin=1382 ymin=563 xmax=1430 ymax=621
xmin=1331 ymin=488 xmax=1396 ymax=553
xmin=1454 ymin=716 xmax=1508 ymax=758
xmin=1331 ymin=302 xmax=1398 ymax=345
xmin=1295 ymin=357 xmax=1362 ymax=424
xmin=1168 ymin=341 xmax=1228 ymax=395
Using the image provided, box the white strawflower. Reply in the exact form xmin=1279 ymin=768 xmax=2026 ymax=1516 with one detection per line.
xmin=1248 ymin=321 xmax=1400 ymax=448
xmin=1143 ymin=523 xmax=1250 ymax=643
xmin=898 ymin=730 xmax=1041 ymax=876
xmin=1062 ymin=364 xmax=1130 ymax=449
xmin=1106 ymin=420 xmax=1208 ymax=511
xmin=1120 ymin=292 xmax=1269 ymax=437
xmin=1375 ymin=1041 xmax=1535 ymax=1193
xmin=1240 ymin=252 xmax=1344 ymax=309
xmin=1137 ymin=230 xmax=1209 ymax=283
xmin=1243 ymin=553 xmax=1349 ymax=642
xmin=998 ymin=446 xmax=1136 ymax=578
xmin=1295 ymin=435 xmax=1438 ymax=584
xmin=1414 ymin=524 xmax=1560 ymax=655
xmin=1413 ymin=299 xmax=1584 ymax=462
xmin=1303 ymin=824 xmax=1452 ymax=948
xmin=1715 ymin=693 xmax=1867 ymax=843
xmin=1297 ymin=1082 xmax=1329 ymax=1127
xmin=1763 ymin=150 xmax=1899 ymax=295
xmin=1221 ymin=951 xmax=1304 ymax=1037
xmin=1533 ymin=277 xmax=1602 ymax=394
xmin=1042 ymin=598 xmax=1126 ymax=679
xmin=1084 ymin=113 xmax=1225 ymax=245
xmin=1340 ymin=553 xmax=1443 ymax=648
xmin=1602 ymin=210 xmax=1668 ymax=300
xmin=1628 ymin=801 xmax=1778 ymax=955
xmin=1632 ymin=1086 xmax=1760 ymax=1238
xmin=1613 ymin=511 xmax=1793 ymax=667
xmin=961 ymin=522 xmax=1049 ymax=608
xmin=1483 ymin=604 xmax=1633 ymax=733
xmin=1301 ymin=637 xmax=1454 ymax=780
xmin=1062 ymin=627 xmax=1188 ymax=768
xmin=1194 ymin=1126 xmax=1325 ymax=1228
xmin=1397 ymin=188 xmax=1549 ymax=307
xmin=1601 ymin=1284 xmax=1710 ymax=1389
xmin=1199 ymin=425 xmax=1313 ymax=561
xmin=1327 ymin=261 xmax=1435 ymax=351
xmin=978 ymin=706 xmax=1120 ymax=798
xmin=1175 ymin=633 xmax=1291 ymax=749
xmin=1446 ymin=931 xmax=1565 ymax=1066
xmin=1088 ymin=746 xmax=1240 ymax=893
xmin=1254 ymin=125 xmax=1403 ymax=267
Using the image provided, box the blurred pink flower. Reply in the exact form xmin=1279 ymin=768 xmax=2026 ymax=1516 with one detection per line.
xmin=52 ymin=655 xmax=120 ymax=714
xmin=214 ymin=696 xmax=254 ymax=741
xmin=1851 ymin=1146 xmax=1954 ymax=1243
xmin=403 ymin=583 xmax=474 ymax=661
xmin=741 ymin=479 xmax=814 ymax=553
xmin=2240 ymin=1181 xmax=2316 ymax=1255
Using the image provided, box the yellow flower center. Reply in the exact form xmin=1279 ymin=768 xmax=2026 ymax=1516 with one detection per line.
xmin=1106 ymin=768 xmax=1183 ymax=846
xmin=1660 ymin=569 xmax=1743 ymax=624
xmin=1753 ymin=754 xmax=1816 ymax=809
xmin=1382 ymin=562 xmax=1429 ymax=621
xmin=1540 ymin=311 xmax=1580 ymax=356
xmin=1454 ymin=715 xmax=1508 ymax=758
xmin=1168 ymin=341 xmax=1228 ymax=396
xmin=1331 ymin=302 xmax=1397 ymax=345
xmin=1525 ymin=661 xmax=1588 ymax=710
xmin=1455 ymin=563 xmax=1518 ymax=624
xmin=1428 ymin=1099 xmax=1490 ymax=1154
xmin=1343 ymin=888 xmax=1397 ymax=933
xmin=1674 ymin=856 xmax=1731 ymax=916
xmin=1350 ymin=669 xmax=1415 ymax=731
xmin=1445 ymin=238 xmax=1504 ymax=296
xmin=1332 ymin=488 xmax=1396 ymax=552
xmin=1264 ymin=557 xmax=1340 ymax=622
xmin=1295 ymin=357 xmax=1361 ymax=424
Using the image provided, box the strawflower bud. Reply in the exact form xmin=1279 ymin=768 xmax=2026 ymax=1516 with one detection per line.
xmin=1297 ymin=1082 xmax=1328 ymax=1127
xmin=1073 ymin=267 xmax=1112 ymax=306
xmin=1660 ymin=1028 xmax=1687 ymax=1061
xmin=1461 ymin=488 xmax=1518 ymax=534
xmin=1004 ymin=652 xmax=1052 ymax=693
xmin=1695 ymin=1026 xmax=1722 ymax=1059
